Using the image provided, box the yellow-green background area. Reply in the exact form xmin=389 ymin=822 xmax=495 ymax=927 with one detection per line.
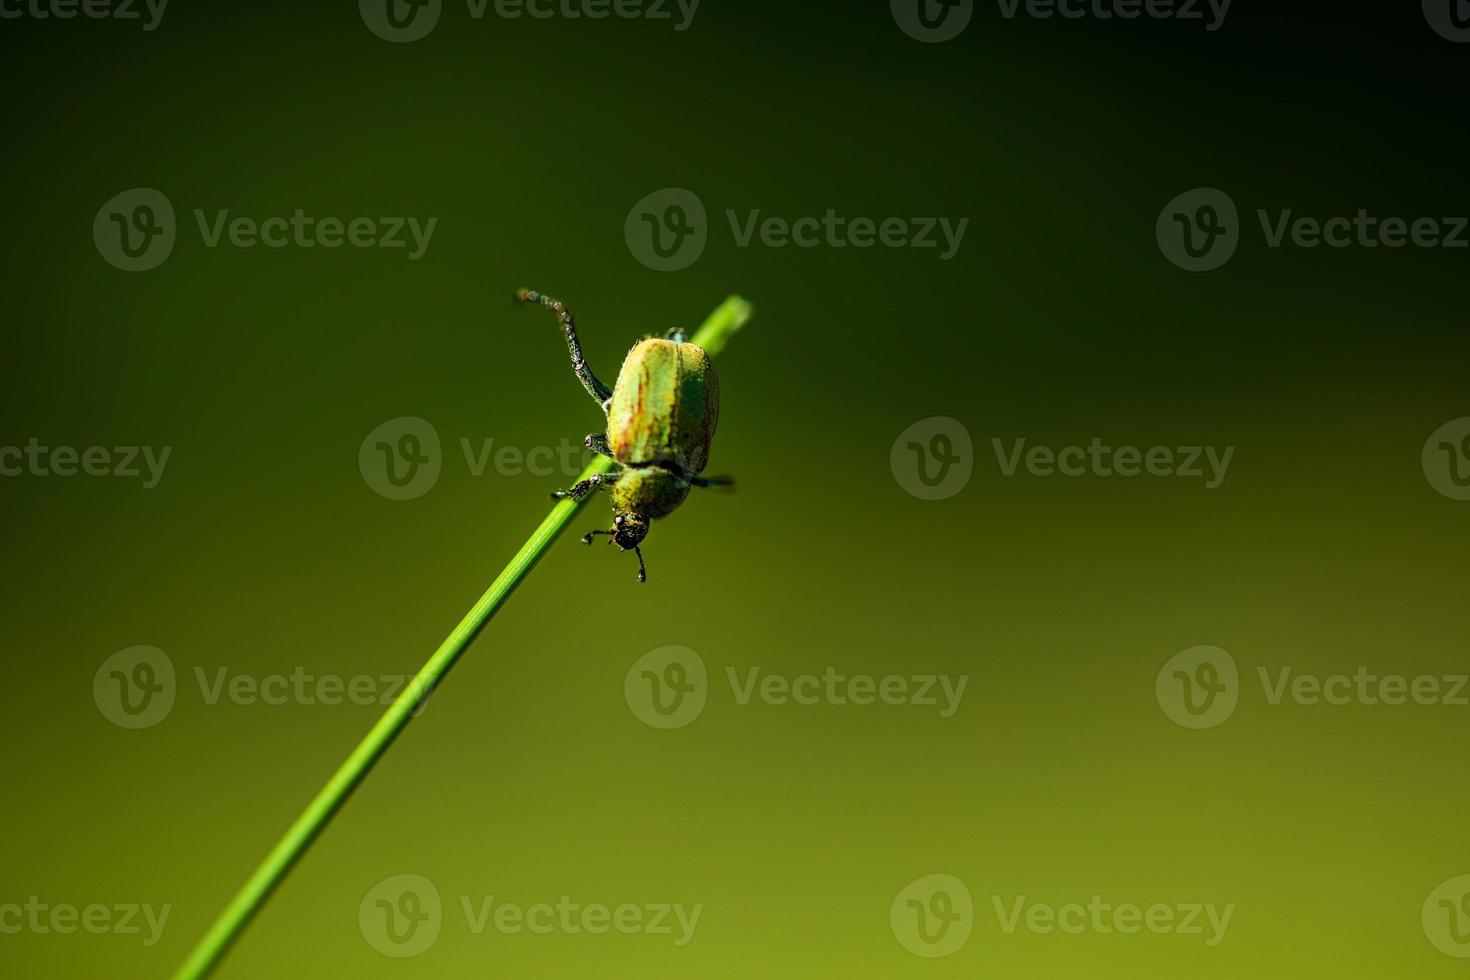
xmin=2 ymin=2 xmax=1467 ymax=977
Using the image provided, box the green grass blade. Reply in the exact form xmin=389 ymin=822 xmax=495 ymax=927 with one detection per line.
xmin=170 ymin=294 xmax=753 ymax=980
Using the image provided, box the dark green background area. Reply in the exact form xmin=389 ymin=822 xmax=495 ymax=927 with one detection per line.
xmin=2 ymin=1 xmax=1468 ymax=977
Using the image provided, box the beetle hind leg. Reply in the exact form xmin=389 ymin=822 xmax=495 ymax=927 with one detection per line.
xmin=551 ymin=471 xmax=619 ymax=501
xmin=689 ymin=474 xmax=735 ymax=489
xmin=663 ymin=327 xmax=688 ymax=344
xmin=584 ymin=433 xmax=616 ymax=460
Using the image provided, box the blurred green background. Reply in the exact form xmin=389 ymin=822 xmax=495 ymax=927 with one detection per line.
xmin=2 ymin=1 xmax=1468 ymax=977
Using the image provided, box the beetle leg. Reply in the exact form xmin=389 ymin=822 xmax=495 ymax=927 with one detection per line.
xmin=551 ymin=472 xmax=618 ymax=501
xmin=515 ymin=289 xmax=614 ymax=405
xmin=584 ymin=433 xmax=617 ymax=460
xmin=577 ymin=524 xmax=647 ymax=582
xmin=663 ymin=327 xmax=688 ymax=344
xmin=689 ymin=474 xmax=735 ymax=489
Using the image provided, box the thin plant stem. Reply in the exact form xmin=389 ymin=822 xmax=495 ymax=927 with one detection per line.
xmin=170 ymin=294 xmax=753 ymax=980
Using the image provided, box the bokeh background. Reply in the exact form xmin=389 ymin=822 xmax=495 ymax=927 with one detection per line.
xmin=2 ymin=1 xmax=1468 ymax=977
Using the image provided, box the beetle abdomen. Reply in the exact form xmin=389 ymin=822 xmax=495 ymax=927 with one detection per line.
xmin=607 ymin=338 xmax=719 ymax=473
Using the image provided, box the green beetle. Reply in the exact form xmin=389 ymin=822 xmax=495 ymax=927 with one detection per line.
xmin=515 ymin=289 xmax=733 ymax=582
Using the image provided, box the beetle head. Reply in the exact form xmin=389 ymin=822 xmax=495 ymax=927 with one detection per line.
xmin=580 ymin=513 xmax=651 ymax=582
xmin=611 ymin=512 xmax=649 ymax=550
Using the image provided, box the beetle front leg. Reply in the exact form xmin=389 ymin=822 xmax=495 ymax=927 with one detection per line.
xmin=551 ymin=471 xmax=619 ymax=501
xmin=515 ymin=289 xmax=614 ymax=406
xmin=578 ymin=530 xmax=648 ymax=582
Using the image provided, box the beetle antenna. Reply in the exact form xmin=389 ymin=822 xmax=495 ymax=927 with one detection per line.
xmin=581 ymin=529 xmax=613 ymax=545
xmin=634 ymin=546 xmax=647 ymax=583
xmin=514 ymin=289 xmax=613 ymax=404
